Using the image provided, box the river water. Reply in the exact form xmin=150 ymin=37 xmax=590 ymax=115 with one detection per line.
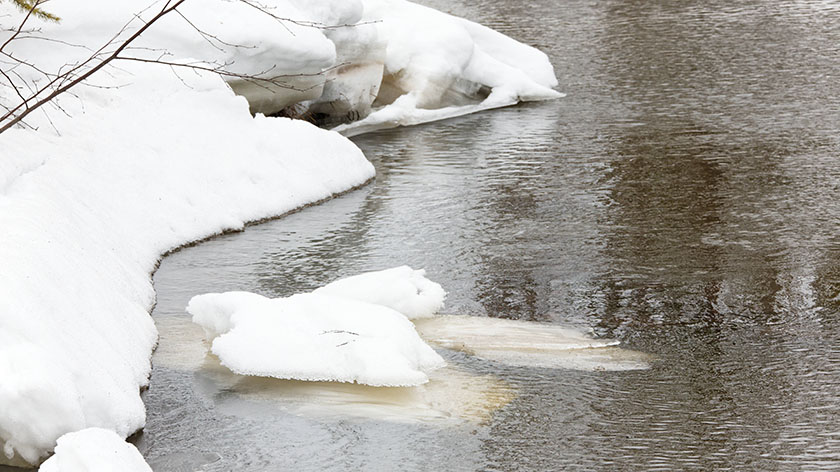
xmin=137 ymin=0 xmax=840 ymax=470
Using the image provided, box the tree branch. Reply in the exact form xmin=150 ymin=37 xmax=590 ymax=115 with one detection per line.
xmin=0 ymin=0 xmax=188 ymax=133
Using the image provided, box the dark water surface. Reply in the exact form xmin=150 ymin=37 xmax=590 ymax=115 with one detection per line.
xmin=139 ymin=1 xmax=840 ymax=470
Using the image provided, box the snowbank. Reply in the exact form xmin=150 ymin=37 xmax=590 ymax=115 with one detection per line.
xmin=314 ymin=266 xmax=446 ymax=319
xmin=0 ymin=0 xmax=559 ymax=465
xmin=333 ymin=0 xmax=563 ymax=135
xmin=188 ymin=291 xmax=445 ymax=386
xmin=0 ymin=2 xmax=375 ymax=465
xmin=38 ymin=428 xmax=152 ymax=472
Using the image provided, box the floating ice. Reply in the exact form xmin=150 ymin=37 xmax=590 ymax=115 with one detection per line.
xmin=203 ymin=361 xmax=513 ymax=424
xmin=188 ymin=291 xmax=445 ymax=386
xmin=314 ymin=266 xmax=446 ymax=319
xmin=154 ymin=315 xmax=512 ymax=424
xmin=38 ymin=428 xmax=152 ymax=472
xmin=415 ymin=316 xmax=653 ymax=371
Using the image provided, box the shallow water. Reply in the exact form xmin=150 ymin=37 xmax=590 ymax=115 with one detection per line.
xmin=139 ymin=0 xmax=840 ymax=470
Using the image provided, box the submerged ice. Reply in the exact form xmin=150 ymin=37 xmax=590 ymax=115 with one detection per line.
xmin=415 ymin=316 xmax=653 ymax=371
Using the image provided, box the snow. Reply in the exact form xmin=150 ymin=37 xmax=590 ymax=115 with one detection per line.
xmin=314 ymin=266 xmax=446 ymax=319
xmin=187 ymin=292 xmax=445 ymax=386
xmin=186 ymin=267 xmax=447 ymax=386
xmin=0 ymin=0 xmax=560 ymax=466
xmin=188 ymin=291 xmax=446 ymax=386
xmin=0 ymin=2 xmax=375 ymax=464
xmin=38 ymin=428 xmax=151 ymax=472
xmin=0 ymin=62 xmax=374 ymax=466
xmin=333 ymin=0 xmax=563 ymax=135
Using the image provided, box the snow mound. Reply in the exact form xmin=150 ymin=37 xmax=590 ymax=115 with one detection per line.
xmin=333 ymin=0 xmax=562 ymax=135
xmin=314 ymin=266 xmax=446 ymax=319
xmin=188 ymin=292 xmax=445 ymax=386
xmin=38 ymin=428 xmax=151 ymax=472
xmin=415 ymin=316 xmax=653 ymax=371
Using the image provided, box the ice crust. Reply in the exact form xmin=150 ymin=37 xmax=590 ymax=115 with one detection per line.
xmin=38 ymin=428 xmax=152 ymax=472
xmin=0 ymin=0 xmax=559 ymax=465
xmin=188 ymin=291 xmax=446 ymax=387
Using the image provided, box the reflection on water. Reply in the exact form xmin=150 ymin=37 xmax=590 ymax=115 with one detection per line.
xmin=141 ymin=0 xmax=840 ymax=470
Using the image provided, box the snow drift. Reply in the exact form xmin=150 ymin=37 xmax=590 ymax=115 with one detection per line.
xmin=0 ymin=1 xmax=376 ymax=464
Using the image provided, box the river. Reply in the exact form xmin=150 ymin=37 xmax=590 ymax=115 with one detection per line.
xmin=137 ymin=0 xmax=840 ymax=470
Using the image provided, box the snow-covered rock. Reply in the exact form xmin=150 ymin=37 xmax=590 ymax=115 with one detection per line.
xmin=38 ymin=428 xmax=152 ymax=472
xmin=314 ymin=266 xmax=446 ymax=319
xmin=188 ymin=291 xmax=445 ymax=386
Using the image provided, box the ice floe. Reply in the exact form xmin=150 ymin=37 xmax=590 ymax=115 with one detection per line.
xmin=154 ymin=316 xmax=513 ymax=424
xmin=188 ymin=291 xmax=445 ymax=386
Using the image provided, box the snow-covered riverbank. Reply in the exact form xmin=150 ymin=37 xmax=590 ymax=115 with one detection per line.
xmin=0 ymin=0 xmax=559 ymax=467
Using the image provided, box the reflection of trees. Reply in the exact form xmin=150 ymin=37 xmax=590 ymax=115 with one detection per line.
xmin=250 ymin=178 xmax=382 ymax=297
xmin=569 ymin=1 xmax=840 ymax=467
xmin=253 ymin=200 xmax=377 ymax=297
xmin=473 ymin=175 xmax=544 ymax=320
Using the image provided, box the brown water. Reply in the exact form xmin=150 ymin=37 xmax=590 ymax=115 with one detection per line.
xmin=137 ymin=0 xmax=840 ymax=470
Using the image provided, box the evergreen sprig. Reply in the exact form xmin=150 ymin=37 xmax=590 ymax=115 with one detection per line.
xmin=7 ymin=0 xmax=60 ymax=22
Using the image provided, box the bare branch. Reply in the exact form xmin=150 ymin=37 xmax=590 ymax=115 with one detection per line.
xmin=0 ymin=0 xmax=365 ymax=135
xmin=0 ymin=0 xmax=42 ymax=53
xmin=0 ymin=0 xmax=188 ymax=133
xmin=174 ymin=8 xmax=256 ymax=52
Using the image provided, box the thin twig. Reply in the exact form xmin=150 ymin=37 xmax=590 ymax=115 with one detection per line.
xmin=0 ymin=0 xmax=188 ymax=133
